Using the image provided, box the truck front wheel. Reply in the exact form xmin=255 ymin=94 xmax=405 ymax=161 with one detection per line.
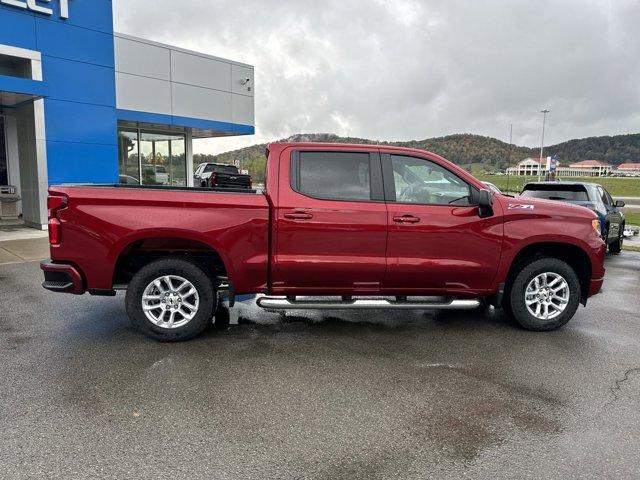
xmin=125 ymin=258 xmax=216 ymax=341
xmin=507 ymin=257 xmax=581 ymax=331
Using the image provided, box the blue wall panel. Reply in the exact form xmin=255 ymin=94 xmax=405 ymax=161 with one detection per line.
xmin=35 ymin=17 xmax=115 ymax=67
xmin=43 ymin=57 xmax=116 ymax=106
xmin=43 ymin=0 xmax=114 ymax=34
xmin=45 ymin=100 xmax=117 ymax=145
xmin=46 ymin=142 xmax=118 ymax=184
xmin=0 ymin=8 xmax=36 ymax=50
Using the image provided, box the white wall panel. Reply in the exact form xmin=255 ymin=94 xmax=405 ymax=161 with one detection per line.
xmin=232 ymin=64 xmax=254 ymax=96
xmin=116 ymin=72 xmax=172 ymax=115
xmin=172 ymin=83 xmax=232 ymax=123
xmin=232 ymin=94 xmax=255 ymax=126
xmin=115 ymin=36 xmax=170 ymax=81
xmin=171 ymin=51 xmax=231 ymax=92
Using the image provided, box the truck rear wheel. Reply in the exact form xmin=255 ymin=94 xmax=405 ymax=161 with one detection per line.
xmin=125 ymin=258 xmax=216 ymax=341
xmin=507 ymin=257 xmax=581 ymax=331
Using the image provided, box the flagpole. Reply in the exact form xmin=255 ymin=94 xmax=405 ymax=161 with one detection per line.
xmin=538 ymin=109 xmax=550 ymax=182
xmin=506 ymin=124 xmax=513 ymax=194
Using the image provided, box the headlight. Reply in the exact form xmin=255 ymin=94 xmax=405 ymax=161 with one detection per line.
xmin=592 ymin=219 xmax=601 ymax=236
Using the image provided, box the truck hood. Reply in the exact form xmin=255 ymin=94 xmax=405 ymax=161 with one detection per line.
xmin=500 ymin=195 xmax=597 ymax=219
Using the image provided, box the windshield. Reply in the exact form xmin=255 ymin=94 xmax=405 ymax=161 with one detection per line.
xmin=520 ymin=185 xmax=589 ymax=201
xmin=204 ymin=164 xmax=238 ymax=174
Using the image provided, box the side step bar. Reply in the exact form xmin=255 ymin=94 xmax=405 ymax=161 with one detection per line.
xmin=256 ymin=296 xmax=480 ymax=310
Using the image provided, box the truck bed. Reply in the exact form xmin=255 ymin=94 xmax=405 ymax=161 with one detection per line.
xmin=48 ymin=184 xmax=270 ymax=294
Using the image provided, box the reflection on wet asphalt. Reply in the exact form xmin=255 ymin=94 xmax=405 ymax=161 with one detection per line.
xmin=1 ymin=253 xmax=639 ymax=479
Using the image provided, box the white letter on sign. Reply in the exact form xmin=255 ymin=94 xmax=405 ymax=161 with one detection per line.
xmin=59 ymin=0 xmax=68 ymax=18
xmin=27 ymin=0 xmax=53 ymax=15
xmin=1 ymin=0 xmax=28 ymax=9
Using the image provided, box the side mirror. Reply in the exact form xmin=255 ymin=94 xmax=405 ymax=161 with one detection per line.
xmin=478 ymin=189 xmax=494 ymax=218
xmin=615 ymin=200 xmax=625 ymax=208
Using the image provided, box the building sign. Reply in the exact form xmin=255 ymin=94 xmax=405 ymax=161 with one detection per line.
xmin=1 ymin=0 xmax=70 ymax=19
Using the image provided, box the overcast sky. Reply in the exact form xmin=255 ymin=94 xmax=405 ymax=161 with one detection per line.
xmin=113 ymin=0 xmax=640 ymax=155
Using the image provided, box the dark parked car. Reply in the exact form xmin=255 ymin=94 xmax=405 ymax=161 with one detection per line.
xmin=193 ymin=162 xmax=252 ymax=190
xmin=520 ymin=182 xmax=625 ymax=253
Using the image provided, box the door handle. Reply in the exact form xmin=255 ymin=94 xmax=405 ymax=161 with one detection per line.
xmin=393 ymin=215 xmax=420 ymax=224
xmin=284 ymin=211 xmax=314 ymax=220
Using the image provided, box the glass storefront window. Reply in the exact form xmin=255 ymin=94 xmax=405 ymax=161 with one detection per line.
xmin=118 ymin=128 xmax=186 ymax=186
xmin=118 ymin=129 xmax=140 ymax=184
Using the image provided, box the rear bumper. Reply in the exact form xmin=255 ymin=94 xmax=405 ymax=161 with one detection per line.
xmin=40 ymin=260 xmax=85 ymax=295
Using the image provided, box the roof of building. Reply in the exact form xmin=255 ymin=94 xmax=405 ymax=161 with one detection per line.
xmin=618 ymin=163 xmax=640 ymax=169
xmin=518 ymin=157 xmax=549 ymax=166
xmin=518 ymin=157 xmax=561 ymax=166
xmin=568 ymin=160 xmax=610 ymax=168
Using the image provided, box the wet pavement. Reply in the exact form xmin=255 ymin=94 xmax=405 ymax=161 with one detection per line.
xmin=1 ymin=253 xmax=639 ymax=479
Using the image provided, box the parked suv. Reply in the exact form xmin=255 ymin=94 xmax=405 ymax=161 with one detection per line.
xmin=520 ymin=182 xmax=625 ymax=253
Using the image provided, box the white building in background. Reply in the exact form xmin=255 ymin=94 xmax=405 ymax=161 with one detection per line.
xmin=616 ymin=163 xmax=640 ymax=176
xmin=506 ymin=157 xmax=556 ymax=176
xmin=507 ymin=157 xmax=613 ymax=177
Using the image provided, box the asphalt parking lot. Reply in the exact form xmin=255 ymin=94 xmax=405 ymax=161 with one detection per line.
xmin=1 ymin=253 xmax=639 ymax=479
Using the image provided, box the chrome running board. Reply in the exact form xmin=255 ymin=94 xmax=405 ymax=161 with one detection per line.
xmin=256 ymin=296 xmax=480 ymax=310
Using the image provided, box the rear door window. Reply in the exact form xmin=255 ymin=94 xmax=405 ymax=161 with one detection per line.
xmin=292 ymin=151 xmax=375 ymax=201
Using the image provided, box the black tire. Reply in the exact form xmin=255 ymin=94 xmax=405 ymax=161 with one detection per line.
xmin=506 ymin=257 xmax=581 ymax=331
xmin=125 ymin=258 xmax=216 ymax=341
xmin=609 ymin=227 xmax=623 ymax=254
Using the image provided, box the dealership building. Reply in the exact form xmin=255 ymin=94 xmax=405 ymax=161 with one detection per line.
xmin=0 ymin=0 xmax=255 ymax=229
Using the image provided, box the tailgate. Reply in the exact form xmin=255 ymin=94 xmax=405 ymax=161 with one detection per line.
xmin=215 ymin=173 xmax=252 ymax=188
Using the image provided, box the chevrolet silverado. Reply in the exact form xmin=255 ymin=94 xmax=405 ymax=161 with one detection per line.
xmin=41 ymin=143 xmax=606 ymax=341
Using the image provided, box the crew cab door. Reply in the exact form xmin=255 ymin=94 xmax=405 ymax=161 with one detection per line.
xmin=382 ymin=153 xmax=503 ymax=293
xmin=271 ymin=148 xmax=387 ymax=293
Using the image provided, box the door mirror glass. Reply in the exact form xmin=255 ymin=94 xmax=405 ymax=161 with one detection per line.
xmin=478 ymin=189 xmax=494 ymax=218
xmin=615 ymin=200 xmax=625 ymax=208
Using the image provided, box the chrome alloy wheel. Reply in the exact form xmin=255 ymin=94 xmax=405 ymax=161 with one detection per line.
xmin=525 ymin=272 xmax=569 ymax=321
xmin=141 ymin=275 xmax=200 ymax=329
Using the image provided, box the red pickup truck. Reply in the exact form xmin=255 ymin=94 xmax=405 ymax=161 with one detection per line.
xmin=41 ymin=142 xmax=606 ymax=341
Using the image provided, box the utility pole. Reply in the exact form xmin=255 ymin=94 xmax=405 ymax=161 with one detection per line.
xmin=506 ymin=123 xmax=513 ymax=193
xmin=538 ymin=109 xmax=550 ymax=182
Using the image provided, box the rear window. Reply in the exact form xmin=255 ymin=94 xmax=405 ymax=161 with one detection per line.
xmin=293 ymin=152 xmax=372 ymax=201
xmin=520 ymin=185 xmax=589 ymax=201
xmin=204 ymin=164 xmax=238 ymax=174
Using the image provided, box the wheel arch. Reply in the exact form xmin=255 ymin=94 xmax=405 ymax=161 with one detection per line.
xmin=504 ymin=241 xmax=592 ymax=305
xmin=110 ymin=233 xmax=233 ymax=289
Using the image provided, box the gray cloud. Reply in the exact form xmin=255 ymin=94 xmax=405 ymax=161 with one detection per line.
xmin=113 ymin=0 xmax=640 ymax=154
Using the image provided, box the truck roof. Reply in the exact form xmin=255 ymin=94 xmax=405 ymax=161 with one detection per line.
xmin=267 ymin=141 xmax=442 ymax=157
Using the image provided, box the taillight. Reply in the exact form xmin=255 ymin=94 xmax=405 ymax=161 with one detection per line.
xmin=48 ymin=218 xmax=61 ymax=245
xmin=47 ymin=194 xmax=67 ymax=246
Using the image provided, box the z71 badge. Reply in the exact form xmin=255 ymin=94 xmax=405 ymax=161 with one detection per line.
xmin=508 ymin=204 xmax=534 ymax=210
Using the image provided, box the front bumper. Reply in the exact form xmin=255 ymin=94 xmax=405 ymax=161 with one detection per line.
xmin=40 ymin=260 xmax=85 ymax=295
xmin=589 ymin=277 xmax=604 ymax=297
